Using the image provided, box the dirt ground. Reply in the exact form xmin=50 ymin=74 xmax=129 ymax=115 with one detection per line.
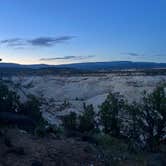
xmin=0 ymin=129 xmax=104 ymax=166
xmin=1 ymin=129 xmax=166 ymax=166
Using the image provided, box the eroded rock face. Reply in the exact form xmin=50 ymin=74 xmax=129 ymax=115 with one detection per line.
xmin=2 ymin=74 xmax=166 ymax=124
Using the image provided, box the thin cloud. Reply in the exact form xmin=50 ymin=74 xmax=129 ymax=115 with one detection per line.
xmin=40 ymin=56 xmax=76 ymax=61
xmin=1 ymin=38 xmax=26 ymax=47
xmin=122 ymin=52 xmax=141 ymax=56
xmin=28 ymin=36 xmax=74 ymax=46
xmin=153 ymin=54 xmax=166 ymax=57
xmin=1 ymin=38 xmax=20 ymax=44
xmin=0 ymin=36 xmax=74 ymax=48
xmin=122 ymin=52 xmax=166 ymax=57
xmin=40 ymin=55 xmax=95 ymax=61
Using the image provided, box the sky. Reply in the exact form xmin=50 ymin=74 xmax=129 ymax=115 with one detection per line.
xmin=0 ymin=0 xmax=166 ymax=65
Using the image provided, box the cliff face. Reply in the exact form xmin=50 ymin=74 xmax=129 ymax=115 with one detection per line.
xmin=2 ymin=74 xmax=166 ymax=124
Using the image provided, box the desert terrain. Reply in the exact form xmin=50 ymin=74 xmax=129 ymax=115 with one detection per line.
xmin=2 ymin=73 xmax=166 ymax=124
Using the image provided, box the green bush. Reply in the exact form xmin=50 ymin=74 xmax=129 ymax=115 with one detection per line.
xmin=99 ymin=92 xmax=124 ymax=137
xmin=0 ymin=81 xmax=47 ymax=133
xmin=19 ymin=95 xmax=44 ymax=124
xmin=46 ymin=124 xmax=64 ymax=138
xmin=139 ymin=85 xmax=166 ymax=152
xmin=78 ymin=104 xmax=96 ymax=133
xmin=125 ymin=85 xmax=166 ymax=152
xmin=62 ymin=104 xmax=96 ymax=135
xmin=0 ymin=81 xmax=20 ymax=112
xmin=19 ymin=95 xmax=48 ymax=134
xmin=34 ymin=125 xmax=47 ymax=137
xmin=94 ymin=133 xmax=128 ymax=152
xmin=126 ymin=102 xmax=142 ymax=153
xmin=62 ymin=112 xmax=77 ymax=131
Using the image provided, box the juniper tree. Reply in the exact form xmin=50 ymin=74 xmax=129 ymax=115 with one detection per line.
xmin=62 ymin=112 xmax=77 ymax=131
xmin=99 ymin=92 xmax=124 ymax=137
xmin=78 ymin=104 xmax=96 ymax=133
xmin=0 ymin=81 xmax=20 ymax=113
xmin=140 ymin=86 xmax=166 ymax=152
xmin=126 ymin=102 xmax=142 ymax=152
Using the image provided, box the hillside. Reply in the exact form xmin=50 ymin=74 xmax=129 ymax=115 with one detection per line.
xmin=2 ymin=73 xmax=166 ymax=125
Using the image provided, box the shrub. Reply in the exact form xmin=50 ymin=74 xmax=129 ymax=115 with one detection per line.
xmin=46 ymin=124 xmax=64 ymax=138
xmin=19 ymin=95 xmax=47 ymax=134
xmin=19 ymin=95 xmax=43 ymax=123
xmin=34 ymin=124 xmax=49 ymax=137
xmin=126 ymin=102 xmax=142 ymax=153
xmin=62 ymin=112 xmax=77 ymax=131
xmin=78 ymin=104 xmax=96 ymax=133
xmin=139 ymin=86 xmax=166 ymax=152
xmin=94 ymin=133 xmax=128 ymax=152
xmin=99 ymin=92 xmax=124 ymax=137
xmin=0 ymin=81 xmax=47 ymax=134
xmin=0 ymin=81 xmax=44 ymax=132
xmin=0 ymin=81 xmax=20 ymax=112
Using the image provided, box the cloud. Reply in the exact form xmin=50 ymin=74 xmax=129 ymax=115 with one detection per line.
xmin=122 ymin=52 xmax=141 ymax=56
xmin=40 ymin=56 xmax=76 ymax=61
xmin=0 ymin=36 xmax=74 ymax=48
xmin=28 ymin=36 xmax=74 ymax=46
xmin=40 ymin=55 xmax=95 ymax=61
xmin=122 ymin=52 xmax=166 ymax=57
xmin=1 ymin=38 xmax=26 ymax=47
xmin=1 ymin=38 xmax=20 ymax=44
xmin=153 ymin=54 xmax=166 ymax=57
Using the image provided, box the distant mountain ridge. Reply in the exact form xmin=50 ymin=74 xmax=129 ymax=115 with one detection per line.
xmin=0 ymin=61 xmax=166 ymax=71
xmin=0 ymin=63 xmax=53 ymax=69
xmin=56 ymin=61 xmax=166 ymax=70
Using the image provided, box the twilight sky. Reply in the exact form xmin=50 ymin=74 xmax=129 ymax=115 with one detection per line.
xmin=0 ymin=0 xmax=166 ymax=64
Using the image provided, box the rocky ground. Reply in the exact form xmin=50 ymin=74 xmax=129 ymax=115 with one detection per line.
xmin=0 ymin=129 xmax=104 ymax=166
xmin=0 ymin=128 xmax=166 ymax=166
